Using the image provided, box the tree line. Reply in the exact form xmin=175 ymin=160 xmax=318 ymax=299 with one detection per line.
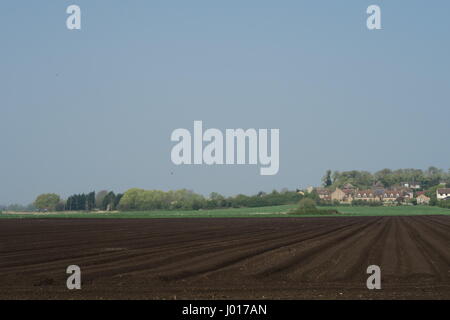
xmin=3 ymin=167 xmax=449 ymax=213
xmin=114 ymin=188 xmax=302 ymax=211
xmin=31 ymin=191 xmax=123 ymax=212
xmin=321 ymin=167 xmax=450 ymax=190
xmin=27 ymin=188 xmax=302 ymax=212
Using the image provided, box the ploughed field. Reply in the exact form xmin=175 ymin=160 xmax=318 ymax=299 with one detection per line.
xmin=0 ymin=216 xmax=449 ymax=299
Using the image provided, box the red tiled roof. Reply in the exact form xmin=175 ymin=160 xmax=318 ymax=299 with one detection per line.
xmin=417 ymin=194 xmax=429 ymax=198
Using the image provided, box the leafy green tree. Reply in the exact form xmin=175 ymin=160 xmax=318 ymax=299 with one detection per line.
xmin=66 ymin=193 xmax=90 ymax=211
xmin=118 ymin=188 xmax=144 ymax=210
xmin=114 ymin=193 xmax=123 ymax=208
xmin=95 ymin=190 xmax=108 ymax=208
xmin=322 ymin=170 xmax=332 ymax=187
xmin=34 ymin=193 xmax=60 ymax=211
xmin=102 ymin=191 xmax=117 ymax=211
xmin=425 ymin=183 xmax=446 ymax=206
xmin=87 ymin=192 xmax=96 ymax=210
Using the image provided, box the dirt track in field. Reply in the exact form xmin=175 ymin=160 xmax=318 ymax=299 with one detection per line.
xmin=0 ymin=216 xmax=449 ymax=299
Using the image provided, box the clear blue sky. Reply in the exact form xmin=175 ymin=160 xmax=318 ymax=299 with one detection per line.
xmin=1 ymin=1 xmax=449 ymax=204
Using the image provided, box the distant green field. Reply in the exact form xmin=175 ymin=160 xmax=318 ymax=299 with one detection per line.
xmin=0 ymin=204 xmax=449 ymax=219
xmin=0 ymin=205 xmax=294 ymax=219
xmin=323 ymin=205 xmax=450 ymax=216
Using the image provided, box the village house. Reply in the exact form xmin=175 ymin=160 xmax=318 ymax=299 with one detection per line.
xmin=315 ymin=186 xmax=414 ymax=204
xmin=416 ymin=192 xmax=431 ymax=204
xmin=381 ymin=190 xmax=403 ymax=203
xmin=354 ymin=189 xmax=377 ymax=202
xmin=315 ymin=188 xmax=331 ymax=201
xmin=402 ymin=182 xmax=421 ymax=189
xmin=331 ymin=188 xmax=353 ymax=204
xmin=436 ymin=188 xmax=450 ymax=200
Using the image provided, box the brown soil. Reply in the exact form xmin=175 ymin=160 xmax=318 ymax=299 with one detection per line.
xmin=0 ymin=216 xmax=449 ymax=299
